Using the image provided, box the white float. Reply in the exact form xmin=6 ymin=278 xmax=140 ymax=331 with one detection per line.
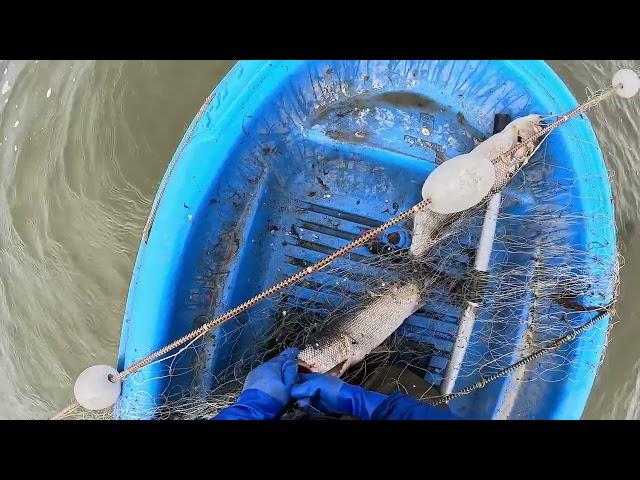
xmin=421 ymin=153 xmax=495 ymax=214
xmin=613 ymin=69 xmax=640 ymax=98
xmin=74 ymin=365 xmax=121 ymax=410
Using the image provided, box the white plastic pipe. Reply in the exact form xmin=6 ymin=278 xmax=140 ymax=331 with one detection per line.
xmin=474 ymin=194 xmax=501 ymax=272
xmin=440 ymin=193 xmax=501 ymax=396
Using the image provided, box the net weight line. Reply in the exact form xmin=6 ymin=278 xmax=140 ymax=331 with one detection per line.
xmin=428 ymin=306 xmax=614 ymax=407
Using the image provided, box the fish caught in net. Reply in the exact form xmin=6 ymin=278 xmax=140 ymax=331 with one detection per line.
xmin=51 ymin=61 xmax=640 ymax=421
xmin=63 ymin=109 xmax=619 ymax=420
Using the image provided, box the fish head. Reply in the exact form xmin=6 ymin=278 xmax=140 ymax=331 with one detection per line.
xmin=511 ymin=114 xmax=543 ymax=136
xmin=297 ymin=334 xmax=354 ymax=374
xmin=511 ymin=114 xmax=543 ymax=160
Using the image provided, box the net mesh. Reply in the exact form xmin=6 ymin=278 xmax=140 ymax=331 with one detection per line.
xmin=54 ymin=61 xmax=628 ymax=420
xmin=63 ymin=116 xmax=620 ymax=419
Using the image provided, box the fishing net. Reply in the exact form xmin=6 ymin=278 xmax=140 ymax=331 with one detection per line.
xmin=63 ymin=131 xmax=620 ymax=419
xmin=56 ymin=61 xmax=626 ymax=420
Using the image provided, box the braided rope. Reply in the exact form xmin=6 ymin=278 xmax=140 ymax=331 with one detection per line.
xmin=50 ymin=401 xmax=79 ymax=420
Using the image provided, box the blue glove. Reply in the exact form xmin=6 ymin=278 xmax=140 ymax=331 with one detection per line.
xmin=370 ymin=392 xmax=462 ymax=420
xmin=214 ymin=348 xmax=299 ymax=420
xmin=290 ymin=373 xmax=388 ymax=420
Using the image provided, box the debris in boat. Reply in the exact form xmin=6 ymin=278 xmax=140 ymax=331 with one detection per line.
xmin=290 ymin=224 xmax=302 ymax=241
xmin=404 ymin=134 xmax=448 ymax=163
xmin=316 ymin=176 xmax=329 ymax=191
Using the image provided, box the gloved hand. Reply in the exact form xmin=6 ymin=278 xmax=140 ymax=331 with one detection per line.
xmin=214 ymin=348 xmax=299 ymax=420
xmin=291 ymin=373 xmax=388 ymax=420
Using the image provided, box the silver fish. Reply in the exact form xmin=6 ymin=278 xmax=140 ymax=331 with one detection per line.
xmin=297 ymin=282 xmax=423 ymax=376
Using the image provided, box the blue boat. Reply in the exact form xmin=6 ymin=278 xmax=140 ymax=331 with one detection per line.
xmin=115 ymin=61 xmax=616 ymax=420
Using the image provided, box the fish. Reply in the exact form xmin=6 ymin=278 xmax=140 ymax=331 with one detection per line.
xmin=297 ymin=282 xmax=423 ymax=376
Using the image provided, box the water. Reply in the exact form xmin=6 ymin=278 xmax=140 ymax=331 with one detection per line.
xmin=0 ymin=60 xmax=637 ymax=420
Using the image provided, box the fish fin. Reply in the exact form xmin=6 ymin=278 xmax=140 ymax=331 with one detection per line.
xmin=297 ymin=359 xmax=313 ymax=373
xmin=370 ymin=346 xmax=389 ymax=354
xmin=326 ymin=361 xmax=346 ymax=377
xmin=326 ymin=335 xmax=358 ymax=378
xmin=337 ymin=358 xmax=354 ymax=378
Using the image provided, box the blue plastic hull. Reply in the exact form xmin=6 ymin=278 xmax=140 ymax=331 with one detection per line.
xmin=116 ymin=61 xmax=615 ymax=419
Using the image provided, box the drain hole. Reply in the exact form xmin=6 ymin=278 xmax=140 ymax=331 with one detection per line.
xmin=387 ymin=232 xmax=401 ymax=245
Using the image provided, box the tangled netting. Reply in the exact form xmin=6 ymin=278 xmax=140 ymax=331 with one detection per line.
xmin=63 ymin=112 xmax=620 ymax=419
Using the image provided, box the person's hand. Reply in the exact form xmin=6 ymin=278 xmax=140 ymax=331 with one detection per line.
xmin=242 ymin=347 xmax=299 ymax=406
xmin=214 ymin=348 xmax=299 ymax=420
xmin=291 ymin=372 xmax=387 ymax=419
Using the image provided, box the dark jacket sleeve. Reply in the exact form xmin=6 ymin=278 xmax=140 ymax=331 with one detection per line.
xmin=370 ymin=392 xmax=460 ymax=420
